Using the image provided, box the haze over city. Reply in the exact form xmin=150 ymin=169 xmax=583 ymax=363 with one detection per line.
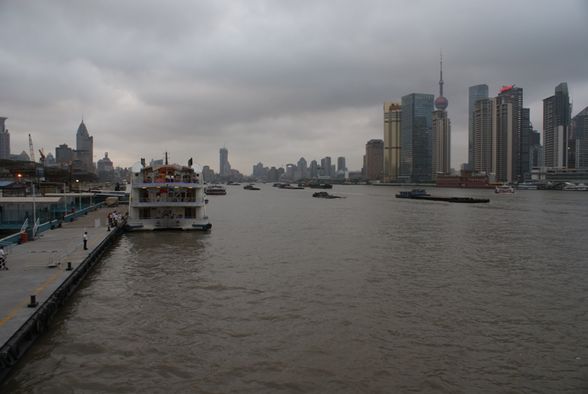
xmin=1 ymin=0 xmax=587 ymax=172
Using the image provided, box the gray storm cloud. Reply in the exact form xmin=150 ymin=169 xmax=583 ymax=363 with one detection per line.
xmin=1 ymin=0 xmax=587 ymax=171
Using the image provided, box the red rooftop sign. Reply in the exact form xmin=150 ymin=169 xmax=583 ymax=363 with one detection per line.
xmin=500 ymin=85 xmax=514 ymax=93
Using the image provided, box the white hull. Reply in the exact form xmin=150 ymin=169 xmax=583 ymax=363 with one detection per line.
xmin=126 ymin=217 xmax=211 ymax=231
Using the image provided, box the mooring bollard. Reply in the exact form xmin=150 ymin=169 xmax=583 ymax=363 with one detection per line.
xmin=66 ymin=262 xmax=73 ymax=271
xmin=28 ymin=295 xmax=38 ymax=308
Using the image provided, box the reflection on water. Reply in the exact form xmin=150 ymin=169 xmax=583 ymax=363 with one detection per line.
xmin=3 ymin=186 xmax=588 ymax=393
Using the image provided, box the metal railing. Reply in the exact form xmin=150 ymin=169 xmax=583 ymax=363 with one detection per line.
xmin=0 ymin=202 xmax=105 ymax=247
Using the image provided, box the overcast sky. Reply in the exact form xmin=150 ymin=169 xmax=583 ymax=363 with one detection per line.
xmin=1 ymin=0 xmax=587 ymax=173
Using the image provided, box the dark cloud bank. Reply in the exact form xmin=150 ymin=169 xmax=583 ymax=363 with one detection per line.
xmin=1 ymin=0 xmax=587 ymax=172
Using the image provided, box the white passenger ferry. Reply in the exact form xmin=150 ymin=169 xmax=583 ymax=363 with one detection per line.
xmin=127 ymin=156 xmax=211 ymax=231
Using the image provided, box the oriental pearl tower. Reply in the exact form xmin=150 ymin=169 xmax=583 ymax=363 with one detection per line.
xmin=432 ymin=52 xmax=451 ymax=178
xmin=435 ymin=54 xmax=448 ymax=111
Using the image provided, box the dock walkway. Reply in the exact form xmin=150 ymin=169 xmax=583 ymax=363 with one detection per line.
xmin=0 ymin=206 xmax=127 ymax=382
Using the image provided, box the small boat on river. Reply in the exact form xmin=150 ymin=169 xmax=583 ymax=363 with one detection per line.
xmin=495 ymin=184 xmax=515 ymax=194
xmin=205 ymin=184 xmax=227 ymax=195
xmin=312 ymin=191 xmax=343 ymax=199
xmin=244 ymin=184 xmax=260 ymax=190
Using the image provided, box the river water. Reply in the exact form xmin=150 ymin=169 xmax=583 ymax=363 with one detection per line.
xmin=3 ymin=185 xmax=588 ymax=393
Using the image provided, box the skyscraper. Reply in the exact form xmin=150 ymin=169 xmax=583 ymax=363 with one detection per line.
xmin=492 ymin=94 xmax=514 ymax=182
xmin=573 ymin=106 xmax=588 ymax=169
xmin=297 ymin=157 xmax=308 ymax=179
xmin=320 ymin=156 xmax=332 ymax=177
xmin=473 ymin=98 xmax=493 ymax=174
xmin=55 ymin=143 xmax=74 ymax=166
xmin=97 ymin=152 xmax=114 ymax=181
xmin=383 ymin=102 xmax=401 ymax=182
xmin=432 ymin=56 xmax=451 ymax=178
xmin=219 ymin=147 xmax=231 ymax=177
xmin=336 ymin=156 xmax=346 ymax=173
xmin=365 ymin=139 xmax=384 ymax=181
xmin=401 ymin=93 xmax=434 ymax=182
xmin=309 ymin=160 xmax=318 ymax=178
xmin=494 ymin=85 xmax=523 ymax=183
xmin=529 ymin=129 xmax=543 ymax=169
xmin=472 ymin=85 xmax=525 ymax=183
xmin=520 ymin=107 xmax=532 ymax=180
xmin=468 ymin=85 xmax=489 ymax=168
xmin=543 ymin=83 xmax=571 ymax=168
xmin=0 ymin=117 xmax=9 ymax=160
xmin=76 ymin=120 xmax=94 ymax=172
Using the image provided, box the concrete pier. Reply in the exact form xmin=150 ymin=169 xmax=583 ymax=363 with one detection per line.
xmin=0 ymin=206 xmax=127 ymax=382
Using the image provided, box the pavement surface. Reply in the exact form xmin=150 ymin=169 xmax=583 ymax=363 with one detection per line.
xmin=0 ymin=206 xmax=127 ymax=346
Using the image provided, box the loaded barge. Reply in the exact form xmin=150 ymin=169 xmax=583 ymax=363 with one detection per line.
xmin=396 ymin=189 xmax=489 ymax=204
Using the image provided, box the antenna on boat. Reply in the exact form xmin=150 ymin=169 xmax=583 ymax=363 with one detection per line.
xmin=165 ymin=152 xmax=168 ymax=165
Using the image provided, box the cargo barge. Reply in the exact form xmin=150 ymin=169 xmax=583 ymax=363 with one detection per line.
xmin=396 ymin=189 xmax=489 ymax=203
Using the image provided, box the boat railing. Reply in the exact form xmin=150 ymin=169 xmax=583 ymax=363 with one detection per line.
xmin=133 ymin=181 xmax=203 ymax=188
xmin=137 ymin=197 xmax=198 ymax=203
xmin=132 ymin=200 xmax=205 ymax=207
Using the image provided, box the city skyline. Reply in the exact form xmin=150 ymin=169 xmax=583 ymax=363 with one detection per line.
xmin=1 ymin=1 xmax=587 ymax=172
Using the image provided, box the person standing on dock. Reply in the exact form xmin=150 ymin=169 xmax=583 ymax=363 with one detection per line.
xmin=83 ymin=232 xmax=88 ymax=250
xmin=0 ymin=246 xmax=7 ymax=270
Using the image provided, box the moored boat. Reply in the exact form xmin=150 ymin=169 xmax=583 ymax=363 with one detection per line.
xmin=279 ymin=184 xmax=304 ymax=189
xmin=308 ymin=182 xmax=333 ymax=189
xmin=495 ymin=184 xmax=515 ymax=194
xmin=516 ymin=182 xmax=538 ymax=190
xmin=126 ymin=156 xmax=211 ymax=231
xmin=562 ymin=182 xmax=588 ymax=191
xmin=244 ymin=184 xmax=260 ymax=190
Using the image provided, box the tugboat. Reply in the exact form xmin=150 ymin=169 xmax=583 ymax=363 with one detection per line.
xmin=127 ymin=155 xmax=211 ymax=231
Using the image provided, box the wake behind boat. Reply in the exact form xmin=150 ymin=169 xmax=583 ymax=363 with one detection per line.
xmin=127 ymin=155 xmax=211 ymax=231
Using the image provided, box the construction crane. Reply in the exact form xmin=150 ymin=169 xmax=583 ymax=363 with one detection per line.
xmin=28 ymin=133 xmax=35 ymax=162
xmin=38 ymin=148 xmax=46 ymax=166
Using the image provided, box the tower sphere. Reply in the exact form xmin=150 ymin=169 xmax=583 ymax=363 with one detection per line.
xmin=435 ymin=96 xmax=448 ymax=110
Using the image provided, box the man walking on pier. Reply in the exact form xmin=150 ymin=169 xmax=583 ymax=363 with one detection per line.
xmin=0 ymin=246 xmax=7 ymax=270
xmin=83 ymin=232 xmax=88 ymax=250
